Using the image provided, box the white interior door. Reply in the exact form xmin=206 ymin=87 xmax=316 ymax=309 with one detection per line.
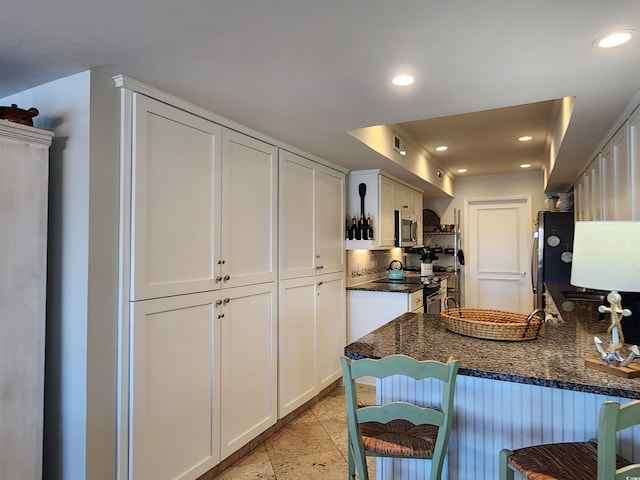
xmin=464 ymin=196 xmax=533 ymax=313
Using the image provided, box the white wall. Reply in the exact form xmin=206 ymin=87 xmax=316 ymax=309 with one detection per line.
xmin=424 ymin=171 xmax=546 ymax=229
xmin=2 ymin=70 xmax=120 ymax=480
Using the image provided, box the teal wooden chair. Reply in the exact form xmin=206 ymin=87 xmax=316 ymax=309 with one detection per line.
xmin=499 ymin=399 xmax=640 ymax=480
xmin=340 ymin=355 xmax=460 ymax=480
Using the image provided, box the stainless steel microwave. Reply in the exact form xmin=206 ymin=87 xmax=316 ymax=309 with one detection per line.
xmin=395 ymin=210 xmax=420 ymax=247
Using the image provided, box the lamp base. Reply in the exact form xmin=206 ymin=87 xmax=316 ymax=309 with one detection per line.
xmin=584 ymin=358 xmax=640 ymax=378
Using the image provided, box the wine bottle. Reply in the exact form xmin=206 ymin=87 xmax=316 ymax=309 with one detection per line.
xmin=346 ymin=216 xmax=350 ymax=240
xmin=367 ymin=213 xmax=374 ymax=239
xmin=359 ymin=215 xmax=368 ymax=240
xmin=350 ymin=216 xmax=360 ymax=240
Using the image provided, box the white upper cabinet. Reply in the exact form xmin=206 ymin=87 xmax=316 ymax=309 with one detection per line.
xmin=394 ymin=183 xmax=414 ymax=212
xmin=131 ymin=93 xmax=221 ymax=301
xmin=346 ymin=169 xmax=421 ymax=249
xmin=278 ymin=150 xmax=344 ymax=279
xmin=220 ymin=129 xmax=277 ymax=288
xmin=314 ymin=164 xmax=346 ymax=273
xmin=379 ymin=175 xmax=396 ymax=247
xmin=130 ymin=95 xmax=277 ymax=300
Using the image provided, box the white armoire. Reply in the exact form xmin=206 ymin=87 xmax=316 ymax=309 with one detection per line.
xmin=0 ymin=120 xmax=53 ymax=480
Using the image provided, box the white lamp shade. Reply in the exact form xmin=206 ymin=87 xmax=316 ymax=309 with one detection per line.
xmin=570 ymin=221 xmax=640 ymax=292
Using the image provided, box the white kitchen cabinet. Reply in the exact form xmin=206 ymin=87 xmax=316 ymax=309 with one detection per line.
xmin=220 ymin=129 xmax=277 ymax=288
xmin=278 ymin=150 xmax=344 ymax=279
xmin=278 ymin=272 xmax=345 ymax=417
xmin=125 ymin=92 xmax=278 ymax=477
xmin=130 ymin=292 xmax=220 ymax=480
xmin=315 ymin=273 xmax=346 ymax=390
xmin=379 ymin=174 xmax=396 ymax=247
xmin=346 ymin=169 xmax=421 ymax=249
xmin=346 ymin=170 xmax=423 ymax=250
xmin=394 ymin=183 xmax=414 ymax=212
xmin=129 ymin=282 xmax=278 ymax=476
xmin=219 ymin=282 xmax=277 ymax=459
xmin=0 ymin=121 xmax=52 ymax=480
xmin=347 ymin=289 xmax=422 ymax=343
xmin=131 ymin=93 xmax=222 ymax=301
xmin=315 ymin=164 xmax=346 ymax=273
xmin=130 ymin=95 xmax=277 ymax=300
xmin=394 ymin=183 xmax=423 ymax=217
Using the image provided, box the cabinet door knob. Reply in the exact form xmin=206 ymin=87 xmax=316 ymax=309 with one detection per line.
xmin=216 ymin=299 xmax=223 ymax=306
xmin=215 ymin=276 xmax=222 ymax=282
xmin=223 ymin=297 xmax=230 ymax=304
xmin=223 ymin=275 xmax=231 ymax=281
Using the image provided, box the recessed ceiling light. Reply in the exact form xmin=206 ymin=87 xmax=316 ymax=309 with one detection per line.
xmin=518 ymin=136 xmax=532 ymax=142
xmin=392 ymin=74 xmax=414 ymax=86
xmin=520 ymin=164 xmax=531 ymax=169
xmin=457 ymin=168 xmax=468 ymax=173
xmin=436 ymin=145 xmax=448 ymax=151
xmin=595 ymin=30 xmax=635 ymax=48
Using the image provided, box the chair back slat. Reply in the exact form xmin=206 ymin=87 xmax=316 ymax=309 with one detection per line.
xmin=357 ymin=403 xmax=446 ymax=427
xmin=348 ymin=355 xmax=456 ymax=382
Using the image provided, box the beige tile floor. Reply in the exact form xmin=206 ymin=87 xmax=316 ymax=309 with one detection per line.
xmin=212 ymin=384 xmax=376 ymax=480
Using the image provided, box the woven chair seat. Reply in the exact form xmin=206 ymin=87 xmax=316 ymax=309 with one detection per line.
xmin=361 ymin=419 xmax=439 ymax=457
xmin=508 ymin=441 xmax=632 ymax=480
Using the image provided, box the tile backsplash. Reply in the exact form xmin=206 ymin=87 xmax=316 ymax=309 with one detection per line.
xmin=346 ymin=248 xmax=405 ymax=287
xmin=346 ymin=246 xmax=455 ymax=287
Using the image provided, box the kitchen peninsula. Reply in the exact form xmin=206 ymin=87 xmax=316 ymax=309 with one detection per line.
xmin=344 ymin=283 xmax=640 ymax=479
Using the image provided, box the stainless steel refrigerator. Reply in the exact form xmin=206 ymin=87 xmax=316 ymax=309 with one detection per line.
xmin=532 ymin=211 xmax=575 ymax=309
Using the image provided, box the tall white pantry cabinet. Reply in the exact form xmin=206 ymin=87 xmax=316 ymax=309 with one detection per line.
xmin=118 ymin=80 xmax=346 ymax=480
xmin=278 ymin=150 xmax=345 ymax=417
xmin=122 ymin=92 xmax=278 ymax=480
xmin=0 ymin=121 xmax=53 ymax=480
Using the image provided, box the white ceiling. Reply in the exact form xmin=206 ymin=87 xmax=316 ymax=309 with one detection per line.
xmin=2 ymin=1 xmax=639 ymax=196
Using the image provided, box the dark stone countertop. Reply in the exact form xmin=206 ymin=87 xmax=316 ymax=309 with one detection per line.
xmin=346 ymin=280 xmax=425 ymax=294
xmin=344 ymin=282 xmax=640 ymax=399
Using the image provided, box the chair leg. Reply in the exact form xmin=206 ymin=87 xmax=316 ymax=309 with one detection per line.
xmin=348 ymin=444 xmax=356 ymax=480
xmin=499 ymin=449 xmax=515 ymax=480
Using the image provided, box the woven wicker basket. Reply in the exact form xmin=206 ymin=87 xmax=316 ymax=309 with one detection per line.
xmin=441 ymin=308 xmax=544 ymax=341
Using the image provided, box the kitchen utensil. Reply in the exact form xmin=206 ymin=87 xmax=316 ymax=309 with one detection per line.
xmin=0 ymin=104 xmax=39 ymax=126
xmin=439 ymin=224 xmax=455 ymax=232
xmin=387 ymin=260 xmax=405 ymax=280
xmin=358 ymin=183 xmax=366 ymax=218
xmin=358 ymin=183 xmax=368 ymax=239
